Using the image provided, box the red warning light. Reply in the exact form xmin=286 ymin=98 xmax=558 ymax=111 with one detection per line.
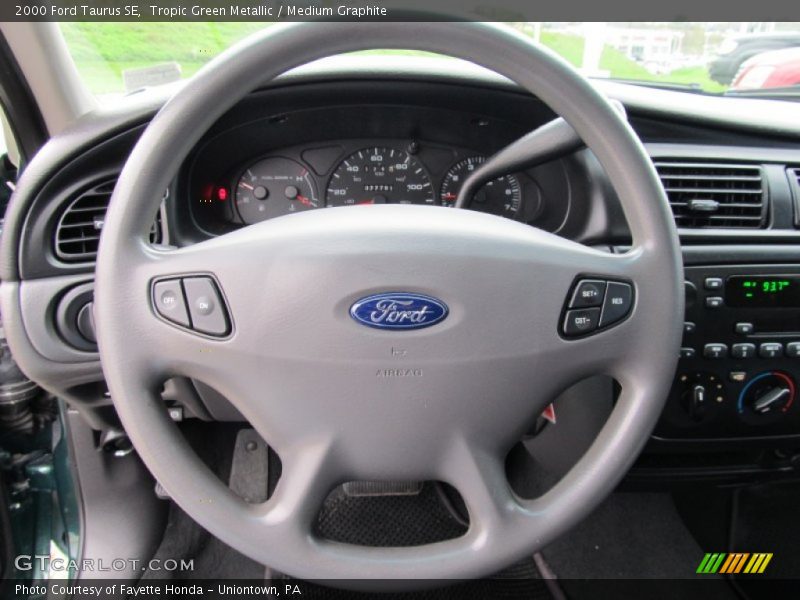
xmin=217 ymin=187 xmax=228 ymax=201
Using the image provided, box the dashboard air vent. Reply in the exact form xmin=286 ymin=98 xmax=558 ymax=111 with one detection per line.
xmin=55 ymin=179 xmax=164 ymax=262
xmin=654 ymin=162 xmax=767 ymax=229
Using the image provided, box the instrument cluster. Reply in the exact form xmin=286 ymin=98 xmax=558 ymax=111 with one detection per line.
xmin=192 ymin=139 xmax=546 ymax=231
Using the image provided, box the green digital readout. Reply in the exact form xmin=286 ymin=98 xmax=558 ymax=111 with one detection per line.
xmin=726 ymin=276 xmax=800 ymax=308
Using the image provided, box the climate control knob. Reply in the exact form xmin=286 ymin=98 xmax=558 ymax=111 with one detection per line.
xmin=738 ymin=371 xmax=796 ymax=424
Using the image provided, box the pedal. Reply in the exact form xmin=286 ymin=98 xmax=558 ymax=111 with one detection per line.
xmin=229 ymin=428 xmax=269 ymax=503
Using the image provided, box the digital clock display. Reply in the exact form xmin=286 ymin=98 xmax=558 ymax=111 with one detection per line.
xmin=726 ymin=275 xmax=800 ymax=308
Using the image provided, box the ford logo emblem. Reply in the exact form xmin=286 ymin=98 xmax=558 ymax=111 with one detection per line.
xmin=350 ymin=293 xmax=449 ymax=330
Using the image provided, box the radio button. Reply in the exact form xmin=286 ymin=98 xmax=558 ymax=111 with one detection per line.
xmin=684 ymin=321 xmax=696 ymax=334
xmin=729 ymin=371 xmax=747 ymax=383
xmin=680 ymin=347 xmax=696 ymax=359
xmin=787 ymin=342 xmax=800 ymax=358
xmin=705 ymin=296 xmax=724 ymax=309
xmin=570 ymin=280 xmax=606 ymax=308
xmin=734 ymin=322 xmax=754 ymax=335
xmin=704 ymin=343 xmax=728 ymax=359
xmin=731 ymin=343 xmax=756 ymax=359
xmin=759 ymin=343 xmax=783 ymax=359
xmin=704 ymin=277 xmax=723 ymax=290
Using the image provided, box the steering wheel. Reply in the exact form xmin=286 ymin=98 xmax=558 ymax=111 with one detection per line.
xmin=94 ymin=22 xmax=682 ymax=585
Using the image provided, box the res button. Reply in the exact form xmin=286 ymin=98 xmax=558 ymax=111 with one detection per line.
xmin=599 ymin=282 xmax=633 ymax=327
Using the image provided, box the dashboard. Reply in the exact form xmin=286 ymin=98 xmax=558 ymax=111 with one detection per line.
xmin=5 ymin=60 xmax=800 ymax=488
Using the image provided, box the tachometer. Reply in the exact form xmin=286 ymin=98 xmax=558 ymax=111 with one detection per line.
xmin=440 ymin=156 xmax=521 ymax=218
xmin=326 ymin=147 xmax=435 ymax=206
xmin=235 ymin=157 xmax=319 ymax=224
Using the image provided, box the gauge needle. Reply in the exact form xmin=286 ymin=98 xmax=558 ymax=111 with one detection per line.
xmin=356 ymin=199 xmax=374 ymax=205
xmin=441 ymin=193 xmax=456 ymax=201
xmin=239 ymin=182 xmax=254 ymax=190
xmin=296 ymin=195 xmax=313 ymax=207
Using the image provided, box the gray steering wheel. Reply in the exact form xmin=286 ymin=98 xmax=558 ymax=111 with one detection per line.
xmin=94 ymin=22 xmax=682 ymax=585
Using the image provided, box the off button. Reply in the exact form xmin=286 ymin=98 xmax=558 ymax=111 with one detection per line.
xmin=153 ymin=280 xmax=190 ymax=328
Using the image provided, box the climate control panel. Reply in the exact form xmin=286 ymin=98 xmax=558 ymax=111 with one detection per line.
xmin=657 ymin=264 xmax=800 ymax=440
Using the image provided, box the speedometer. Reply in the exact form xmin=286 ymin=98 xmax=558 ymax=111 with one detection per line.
xmin=326 ymin=147 xmax=435 ymax=206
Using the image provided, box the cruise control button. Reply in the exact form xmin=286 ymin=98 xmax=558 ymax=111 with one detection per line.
xmin=684 ymin=321 xmax=696 ymax=334
xmin=563 ymin=308 xmax=600 ymax=336
xmin=759 ymin=343 xmax=783 ymax=359
xmin=570 ymin=280 xmax=606 ymax=308
xmin=680 ymin=347 xmax=696 ymax=359
xmin=703 ymin=343 xmax=728 ymax=359
xmin=183 ymin=277 xmax=229 ymax=336
xmin=787 ymin=342 xmax=800 ymax=358
xmin=705 ymin=296 xmax=724 ymax=309
xmin=153 ymin=280 xmax=190 ymax=328
xmin=731 ymin=343 xmax=756 ymax=359
xmin=599 ymin=282 xmax=633 ymax=327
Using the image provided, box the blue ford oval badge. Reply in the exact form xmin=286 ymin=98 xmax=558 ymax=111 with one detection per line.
xmin=350 ymin=293 xmax=448 ymax=330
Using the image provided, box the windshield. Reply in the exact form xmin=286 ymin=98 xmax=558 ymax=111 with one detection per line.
xmin=60 ymin=22 xmax=800 ymax=99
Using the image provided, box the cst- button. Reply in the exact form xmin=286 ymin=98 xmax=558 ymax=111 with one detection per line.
xmin=570 ymin=280 xmax=607 ymax=308
xmin=183 ymin=277 xmax=230 ymax=336
xmin=563 ymin=308 xmax=600 ymax=336
xmin=153 ymin=280 xmax=190 ymax=328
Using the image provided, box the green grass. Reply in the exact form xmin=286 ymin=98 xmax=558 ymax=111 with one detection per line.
xmin=59 ymin=23 xmax=726 ymax=95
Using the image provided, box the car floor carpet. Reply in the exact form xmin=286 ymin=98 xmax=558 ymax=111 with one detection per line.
xmin=541 ymin=491 xmax=739 ymax=600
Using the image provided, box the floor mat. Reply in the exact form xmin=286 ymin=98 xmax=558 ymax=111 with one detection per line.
xmin=541 ymin=492 xmax=737 ymax=600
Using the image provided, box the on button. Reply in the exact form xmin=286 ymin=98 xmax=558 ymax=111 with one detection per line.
xmin=183 ymin=277 xmax=229 ymax=336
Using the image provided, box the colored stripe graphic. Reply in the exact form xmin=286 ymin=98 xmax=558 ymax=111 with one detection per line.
xmin=720 ymin=553 xmax=749 ymax=574
xmin=697 ymin=553 xmax=773 ymax=574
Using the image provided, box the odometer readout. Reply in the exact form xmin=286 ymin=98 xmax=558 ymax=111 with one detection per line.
xmin=726 ymin=276 xmax=800 ymax=308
